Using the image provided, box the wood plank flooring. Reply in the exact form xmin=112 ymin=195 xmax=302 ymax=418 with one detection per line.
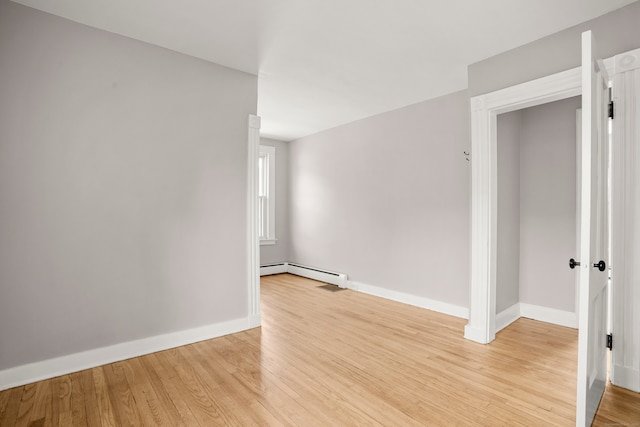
xmin=1 ymin=273 xmax=638 ymax=426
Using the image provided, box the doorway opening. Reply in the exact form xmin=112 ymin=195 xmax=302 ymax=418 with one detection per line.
xmin=464 ymin=64 xmax=586 ymax=345
xmin=494 ymin=96 xmax=582 ymax=332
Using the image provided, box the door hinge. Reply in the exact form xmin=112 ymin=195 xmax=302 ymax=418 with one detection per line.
xmin=608 ymin=101 xmax=614 ymax=119
xmin=606 ymin=333 xmax=613 ymax=350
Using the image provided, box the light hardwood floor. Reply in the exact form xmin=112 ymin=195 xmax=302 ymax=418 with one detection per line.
xmin=1 ymin=273 xmax=638 ymax=426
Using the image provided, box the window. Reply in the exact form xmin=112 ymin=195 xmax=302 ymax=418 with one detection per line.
xmin=258 ymin=145 xmax=276 ymax=245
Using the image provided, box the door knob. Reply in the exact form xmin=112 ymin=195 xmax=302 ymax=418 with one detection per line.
xmin=593 ymin=260 xmax=606 ymax=271
xmin=569 ymin=258 xmax=580 ymax=269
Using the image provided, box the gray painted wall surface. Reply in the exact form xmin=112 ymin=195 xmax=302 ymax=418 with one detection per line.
xmin=495 ymin=97 xmax=579 ymax=314
xmin=0 ymin=1 xmax=257 ymax=370
xmin=468 ymin=1 xmax=640 ymax=96
xmin=259 ymin=138 xmax=290 ymax=265
xmin=496 ymin=111 xmax=522 ymax=313
xmin=289 ymin=90 xmax=470 ymax=308
xmin=519 ymin=97 xmax=580 ymax=312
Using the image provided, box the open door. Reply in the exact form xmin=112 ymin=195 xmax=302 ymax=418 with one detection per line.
xmin=575 ymin=30 xmax=610 ymax=427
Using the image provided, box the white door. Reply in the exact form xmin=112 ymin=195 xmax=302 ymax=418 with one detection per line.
xmin=576 ymin=30 xmax=610 ymax=427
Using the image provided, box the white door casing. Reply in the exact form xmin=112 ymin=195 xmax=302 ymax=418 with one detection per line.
xmin=465 ymin=56 xmax=616 ymax=345
xmin=465 ymin=68 xmax=583 ymax=343
xmin=610 ymin=48 xmax=640 ymax=394
xmin=247 ymin=114 xmax=261 ymax=328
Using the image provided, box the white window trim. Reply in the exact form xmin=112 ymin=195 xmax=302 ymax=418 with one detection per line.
xmin=259 ymin=145 xmax=276 ymax=245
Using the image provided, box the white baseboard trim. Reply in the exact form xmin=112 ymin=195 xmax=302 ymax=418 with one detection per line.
xmin=348 ymin=280 xmax=469 ymax=319
xmin=247 ymin=314 xmax=262 ymax=329
xmin=493 ymin=302 xmax=577 ymax=333
xmin=612 ymin=364 xmax=640 ymax=393
xmin=270 ymin=264 xmax=468 ymax=321
xmin=519 ymin=303 xmax=577 ymax=329
xmin=276 ymin=263 xmax=470 ymax=321
xmin=260 ymin=263 xmax=288 ymax=276
xmin=495 ymin=303 xmax=521 ymax=333
xmin=464 ymin=324 xmax=491 ymax=344
xmin=0 ymin=316 xmax=257 ymax=391
xmin=494 ymin=303 xmax=578 ymax=335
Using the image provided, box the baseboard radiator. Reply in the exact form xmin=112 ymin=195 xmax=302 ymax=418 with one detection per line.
xmin=259 ymin=262 xmax=288 ymax=276
xmin=260 ymin=262 xmax=347 ymax=288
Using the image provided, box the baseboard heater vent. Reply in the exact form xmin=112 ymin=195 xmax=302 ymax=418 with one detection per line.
xmin=260 ymin=263 xmax=287 ymax=276
xmin=287 ymin=263 xmax=340 ymax=277
xmin=260 ymin=262 xmax=347 ymax=288
xmin=287 ymin=263 xmax=347 ymax=288
xmin=261 ymin=263 xmax=286 ymax=268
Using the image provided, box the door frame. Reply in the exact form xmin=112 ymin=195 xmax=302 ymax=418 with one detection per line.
xmin=247 ymin=114 xmax=262 ymax=328
xmin=609 ymin=47 xmax=640 ymax=393
xmin=465 ymin=59 xmax=614 ymax=344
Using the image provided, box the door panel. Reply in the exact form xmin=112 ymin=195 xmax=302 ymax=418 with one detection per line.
xmin=576 ymin=30 xmax=610 ymax=427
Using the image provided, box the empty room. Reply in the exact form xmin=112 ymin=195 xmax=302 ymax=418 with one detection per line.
xmin=1 ymin=0 xmax=640 ymax=426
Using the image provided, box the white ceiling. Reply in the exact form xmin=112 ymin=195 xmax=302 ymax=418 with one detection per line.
xmin=11 ymin=0 xmax=638 ymax=141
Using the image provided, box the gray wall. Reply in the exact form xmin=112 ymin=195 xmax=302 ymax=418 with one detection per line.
xmin=289 ymin=90 xmax=470 ymax=308
xmin=469 ymin=1 xmax=640 ymax=96
xmin=259 ymin=138 xmax=290 ymax=265
xmin=496 ymin=111 xmax=522 ymax=313
xmin=495 ymin=98 xmax=580 ymax=314
xmin=519 ymin=97 xmax=580 ymax=312
xmin=0 ymin=0 xmax=257 ymax=370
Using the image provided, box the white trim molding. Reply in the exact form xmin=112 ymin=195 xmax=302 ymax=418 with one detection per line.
xmin=610 ymin=47 xmax=640 ymax=393
xmin=611 ymin=365 xmax=640 ymax=393
xmin=495 ymin=303 xmax=578 ymax=334
xmin=348 ymin=280 xmax=469 ymax=319
xmin=519 ymin=303 xmax=578 ymax=329
xmin=466 ymin=57 xmax=615 ymax=345
xmin=495 ymin=303 xmax=521 ymax=333
xmin=0 ymin=317 xmax=255 ymax=391
xmin=247 ymin=114 xmax=261 ymax=329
